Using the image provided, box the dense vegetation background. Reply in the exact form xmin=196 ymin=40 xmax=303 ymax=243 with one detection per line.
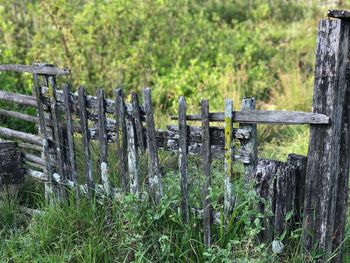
xmin=1 ymin=0 xmax=342 ymax=158
xmin=0 ymin=0 xmax=349 ymax=262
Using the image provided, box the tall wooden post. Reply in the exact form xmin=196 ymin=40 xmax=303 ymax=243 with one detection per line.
xmin=303 ymin=16 xmax=350 ymax=261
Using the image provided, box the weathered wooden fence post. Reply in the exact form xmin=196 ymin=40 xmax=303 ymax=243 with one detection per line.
xmin=240 ymin=98 xmax=257 ymax=184
xmin=224 ymin=99 xmax=234 ymax=215
xmin=143 ymin=88 xmax=163 ymax=204
xmin=201 ymin=99 xmax=211 ymax=247
xmin=303 ymin=15 xmax=350 ymax=261
xmin=178 ymin=96 xmax=189 ymax=223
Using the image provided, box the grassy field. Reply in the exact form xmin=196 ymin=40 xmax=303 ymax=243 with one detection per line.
xmin=1 ymin=0 xmax=350 ymax=262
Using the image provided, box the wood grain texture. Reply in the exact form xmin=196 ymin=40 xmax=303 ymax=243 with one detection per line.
xmin=224 ymin=99 xmax=234 ymax=215
xmin=97 ymin=89 xmax=111 ymax=197
xmin=0 ymin=90 xmax=37 ymax=107
xmin=78 ymin=87 xmax=94 ymax=195
xmin=42 ymin=87 xmax=142 ymax=117
xmin=178 ymin=96 xmax=189 ymax=223
xmin=48 ymin=76 xmax=66 ymax=194
xmin=171 ymin=110 xmax=329 ymax=125
xmin=115 ymin=89 xmax=128 ymax=192
xmin=240 ymin=98 xmax=258 ymax=184
xmin=332 ymin=18 xmax=350 ymax=263
xmin=0 ymin=126 xmax=42 ymax=145
xmin=201 ymin=99 xmax=211 ymax=247
xmin=254 ymin=155 xmax=307 ymax=243
xmin=303 ymin=19 xmax=350 ymax=259
xmin=126 ymin=117 xmax=139 ymax=197
xmin=143 ymin=88 xmax=163 ymax=204
xmin=63 ymin=84 xmax=78 ymax=191
xmin=33 ymin=74 xmax=55 ymax=200
xmin=131 ymin=92 xmax=145 ymax=153
xmin=0 ymin=64 xmax=70 ymax=75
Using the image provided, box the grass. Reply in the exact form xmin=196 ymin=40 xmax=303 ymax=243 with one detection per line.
xmin=0 ymin=146 xmax=346 ymax=262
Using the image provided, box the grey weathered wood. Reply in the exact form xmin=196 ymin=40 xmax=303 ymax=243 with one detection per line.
xmin=115 ymin=89 xmax=128 ymax=192
xmin=22 ymin=152 xmax=49 ymax=167
xmin=303 ymin=19 xmax=350 ymax=259
xmin=48 ymin=77 xmax=66 ymax=197
xmin=63 ymin=84 xmax=78 ymax=195
xmin=91 ymin=121 xmax=250 ymax=145
xmin=143 ymin=88 xmax=163 ymax=204
xmin=97 ymin=88 xmax=111 ymax=196
xmin=328 ymin=9 xmax=350 ymax=20
xmin=78 ymin=87 xmax=94 ymax=195
xmin=24 ymin=160 xmax=45 ymax=171
xmin=288 ymin=154 xmax=307 ymax=225
xmin=33 ymin=74 xmax=55 ymax=200
xmin=178 ymin=96 xmax=189 ymax=223
xmin=131 ymin=92 xmax=145 ymax=153
xmin=240 ymin=98 xmax=258 ymax=183
xmin=41 ymin=87 xmax=143 ymax=118
xmin=0 ymin=126 xmax=42 ymax=145
xmin=201 ymin=99 xmax=211 ymax=247
xmin=18 ymin=142 xmax=42 ymax=152
xmin=0 ymin=140 xmax=24 ymax=185
xmin=0 ymin=109 xmax=39 ymax=124
xmin=0 ymin=64 xmax=70 ymax=75
xmin=0 ymin=90 xmax=37 ymax=107
xmin=171 ymin=110 xmax=329 ymax=125
xmin=126 ymin=117 xmax=139 ymax=197
xmin=166 ymin=125 xmax=250 ymax=142
xmin=224 ymin=99 xmax=234 ymax=215
xmin=88 ymin=126 xmax=250 ymax=161
xmin=332 ymin=55 xmax=350 ymax=263
xmin=254 ymin=155 xmax=307 ymax=243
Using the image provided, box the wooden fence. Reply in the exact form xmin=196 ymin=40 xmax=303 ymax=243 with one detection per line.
xmin=0 ymin=9 xmax=350 ymax=262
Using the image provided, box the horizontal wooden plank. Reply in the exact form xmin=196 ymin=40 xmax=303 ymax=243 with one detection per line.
xmin=0 ymin=109 xmax=39 ymax=123
xmin=88 ymin=126 xmax=249 ymax=161
xmin=171 ymin=110 xmax=330 ymax=125
xmin=18 ymin=142 xmax=42 ymax=152
xmin=0 ymin=90 xmax=37 ymax=107
xmin=0 ymin=64 xmax=70 ymax=75
xmin=0 ymin=126 xmax=42 ymax=145
xmin=328 ymin=9 xmax=350 ymax=20
xmin=167 ymin=125 xmax=250 ymax=140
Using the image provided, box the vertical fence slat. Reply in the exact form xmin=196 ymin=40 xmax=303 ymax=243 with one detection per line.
xmin=126 ymin=117 xmax=139 ymax=197
xmin=143 ymin=88 xmax=163 ymax=204
xmin=240 ymin=98 xmax=257 ymax=184
xmin=224 ymin=99 xmax=234 ymax=215
xmin=178 ymin=96 xmax=189 ymax=223
xmin=33 ymin=74 xmax=55 ymax=200
xmin=115 ymin=89 xmax=128 ymax=192
xmin=63 ymin=84 xmax=78 ymax=196
xmin=131 ymin=92 xmax=145 ymax=153
xmin=78 ymin=87 xmax=94 ymax=196
xmin=48 ymin=76 xmax=66 ymax=199
xmin=303 ymin=19 xmax=350 ymax=259
xmin=201 ymin=99 xmax=211 ymax=247
xmin=97 ymin=88 xmax=111 ymax=197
